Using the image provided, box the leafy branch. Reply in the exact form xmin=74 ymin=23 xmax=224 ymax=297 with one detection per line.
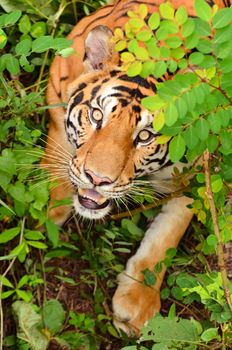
xmin=203 ymin=150 xmax=232 ymax=313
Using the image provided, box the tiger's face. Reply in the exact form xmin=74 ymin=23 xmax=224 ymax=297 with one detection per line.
xmin=64 ymin=26 xmax=170 ymax=219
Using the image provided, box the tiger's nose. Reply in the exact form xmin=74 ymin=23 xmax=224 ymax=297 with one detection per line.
xmin=84 ymin=169 xmax=112 ymax=186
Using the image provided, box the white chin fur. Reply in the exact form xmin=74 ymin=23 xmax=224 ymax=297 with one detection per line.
xmin=73 ymin=194 xmax=111 ymax=219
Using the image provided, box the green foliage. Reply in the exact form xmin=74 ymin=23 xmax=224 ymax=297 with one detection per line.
xmin=114 ymin=1 xmax=232 ymax=349
xmin=122 ymin=312 xmax=221 ymax=350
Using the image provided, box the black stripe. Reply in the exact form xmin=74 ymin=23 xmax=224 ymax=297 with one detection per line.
xmin=78 ymin=110 xmax=83 ymax=127
xmin=60 ymin=76 xmax=68 ymax=81
xmin=119 ymin=74 xmax=152 ymax=89
xmin=91 ymin=85 xmax=101 ymax=99
xmin=69 ymin=91 xmax=84 ymax=114
xmin=73 ymin=0 xmax=120 ymax=39
xmin=114 ymin=85 xmax=132 ymax=94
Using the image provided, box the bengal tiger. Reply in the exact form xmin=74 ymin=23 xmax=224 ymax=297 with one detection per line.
xmin=43 ymin=0 xmax=231 ymax=336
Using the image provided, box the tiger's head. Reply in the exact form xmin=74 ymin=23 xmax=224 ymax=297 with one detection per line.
xmin=65 ymin=26 xmax=170 ymax=219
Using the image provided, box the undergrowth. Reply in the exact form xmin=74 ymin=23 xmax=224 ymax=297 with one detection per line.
xmin=0 ymin=0 xmax=232 ymax=349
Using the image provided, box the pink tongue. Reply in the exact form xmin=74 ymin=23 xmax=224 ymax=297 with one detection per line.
xmin=84 ymin=189 xmax=103 ymax=201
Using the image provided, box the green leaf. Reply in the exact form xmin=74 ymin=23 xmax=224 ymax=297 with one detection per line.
xmin=42 ymin=299 xmax=65 ymax=334
xmin=214 ymin=26 xmax=232 ymax=44
xmin=175 ymin=6 xmax=188 ymax=24
xmin=17 ymin=275 xmax=29 ymax=289
xmin=220 ymin=130 xmax=232 ymax=154
xmin=169 ymin=135 xmax=186 ymax=162
xmin=153 ymin=61 xmax=167 ymax=78
xmin=201 ymin=328 xmax=220 ymax=342
xmin=141 ymin=60 xmax=155 ymax=78
xmin=1 ymin=10 xmax=21 ymax=27
xmin=16 ymin=289 xmax=32 ymax=303
xmin=32 ymin=35 xmax=53 ymax=53
xmin=0 ymin=227 xmax=20 ymax=244
xmin=18 ymin=14 xmax=31 ymax=34
xmin=141 ymin=314 xmax=199 ymax=344
xmin=114 ymin=247 xmax=131 ymax=253
xmin=128 ymin=18 xmax=144 ymax=30
xmin=121 ymin=219 xmax=143 ymax=237
xmin=211 ymin=174 xmax=223 ymax=193
xmin=208 ymin=113 xmax=221 ymax=133
xmin=127 ymin=61 xmax=142 ymax=77
xmin=165 ymin=36 xmax=182 ymax=49
xmin=12 ymin=301 xmax=49 ymax=350
xmin=213 ymin=7 xmax=232 ymax=29
xmin=195 ymin=118 xmax=210 ymax=141
xmin=161 ymin=287 xmax=170 ymax=300
xmin=160 ymin=2 xmax=175 ymax=20
xmin=31 ymin=22 xmax=47 ymax=38
xmin=8 ymin=182 xmax=25 ymax=203
xmin=52 ymin=38 xmax=73 ymax=51
xmin=121 ymin=51 xmax=134 ymax=63
xmin=181 ymin=18 xmax=195 ymax=37
xmin=27 ymin=241 xmax=47 ymax=249
xmin=185 ymin=32 xmax=199 ymax=49
xmin=56 ymin=47 xmax=75 ymax=58
xmin=19 ymin=54 xmax=34 ymax=72
xmin=0 ymin=275 xmax=14 ymax=288
xmin=9 ymin=240 xmax=26 ymax=256
xmin=115 ymin=40 xmax=127 ymax=51
xmin=176 ymin=98 xmax=187 ymax=118
xmin=134 ymin=47 xmax=149 ymax=60
xmin=196 ymin=39 xmax=212 ymax=54
xmin=207 ymin=234 xmax=217 ymax=247
xmin=206 ymin=135 xmax=218 ymax=153
xmin=165 ymin=103 xmax=178 ymax=126
xmin=6 ymin=55 xmax=20 ymax=75
xmin=45 ymin=218 xmax=60 ymax=248
xmin=143 ymin=268 xmax=156 ymax=286
xmin=0 ymin=29 xmax=7 ymax=49
xmin=189 ymin=52 xmax=204 ymax=65
xmin=15 ymin=38 xmax=31 ymax=56
xmin=136 ymin=30 xmax=152 ymax=42
xmin=24 ymin=230 xmax=45 ymax=241
xmin=148 ymin=12 xmax=160 ymax=30
xmin=171 ymin=47 xmax=185 ymax=59
xmin=153 ymin=111 xmax=165 ymax=131
xmin=138 ymin=4 xmax=148 ymax=19
xmin=142 ymin=95 xmax=165 ymax=111
xmin=194 ymin=0 xmax=212 ymax=22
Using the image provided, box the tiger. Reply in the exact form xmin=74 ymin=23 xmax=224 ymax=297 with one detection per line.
xmin=43 ymin=0 xmax=231 ymax=336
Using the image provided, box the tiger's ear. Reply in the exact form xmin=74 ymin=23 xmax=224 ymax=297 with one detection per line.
xmin=84 ymin=25 xmax=114 ymax=72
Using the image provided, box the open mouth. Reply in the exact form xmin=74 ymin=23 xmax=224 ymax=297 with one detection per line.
xmin=78 ymin=188 xmax=110 ymax=210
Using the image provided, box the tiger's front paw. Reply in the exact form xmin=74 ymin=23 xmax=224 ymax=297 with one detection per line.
xmin=112 ymin=273 xmax=161 ymax=336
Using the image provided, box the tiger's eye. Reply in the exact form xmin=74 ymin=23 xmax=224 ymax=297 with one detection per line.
xmin=138 ymin=130 xmax=152 ymax=142
xmin=92 ymin=109 xmax=103 ymax=122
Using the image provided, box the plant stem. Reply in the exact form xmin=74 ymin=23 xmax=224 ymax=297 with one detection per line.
xmin=110 ymin=187 xmax=190 ymax=220
xmin=203 ymin=149 xmax=232 ymax=313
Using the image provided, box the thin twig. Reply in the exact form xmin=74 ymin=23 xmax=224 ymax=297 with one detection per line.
xmin=203 ymin=150 xmax=232 ymax=313
xmin=0 ymin=217 xmax=26 ymax=350
xmin=110 ymin=187 xmax=190 ymax=220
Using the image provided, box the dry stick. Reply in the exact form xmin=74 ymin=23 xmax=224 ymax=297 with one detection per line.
xmin=0 ymin=217 xmax=26 ymax=350
xmin=203 ymin=150 xmax=232 ymax=313
xmin=110 ymin=187 xmax=190 ymax=220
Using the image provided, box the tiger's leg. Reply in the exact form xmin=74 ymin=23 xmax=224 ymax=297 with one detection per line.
xmin=41 ymin=106 xmax=73 ymax=225
xmin=112 ymin=196 xmax=193 ymax=336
